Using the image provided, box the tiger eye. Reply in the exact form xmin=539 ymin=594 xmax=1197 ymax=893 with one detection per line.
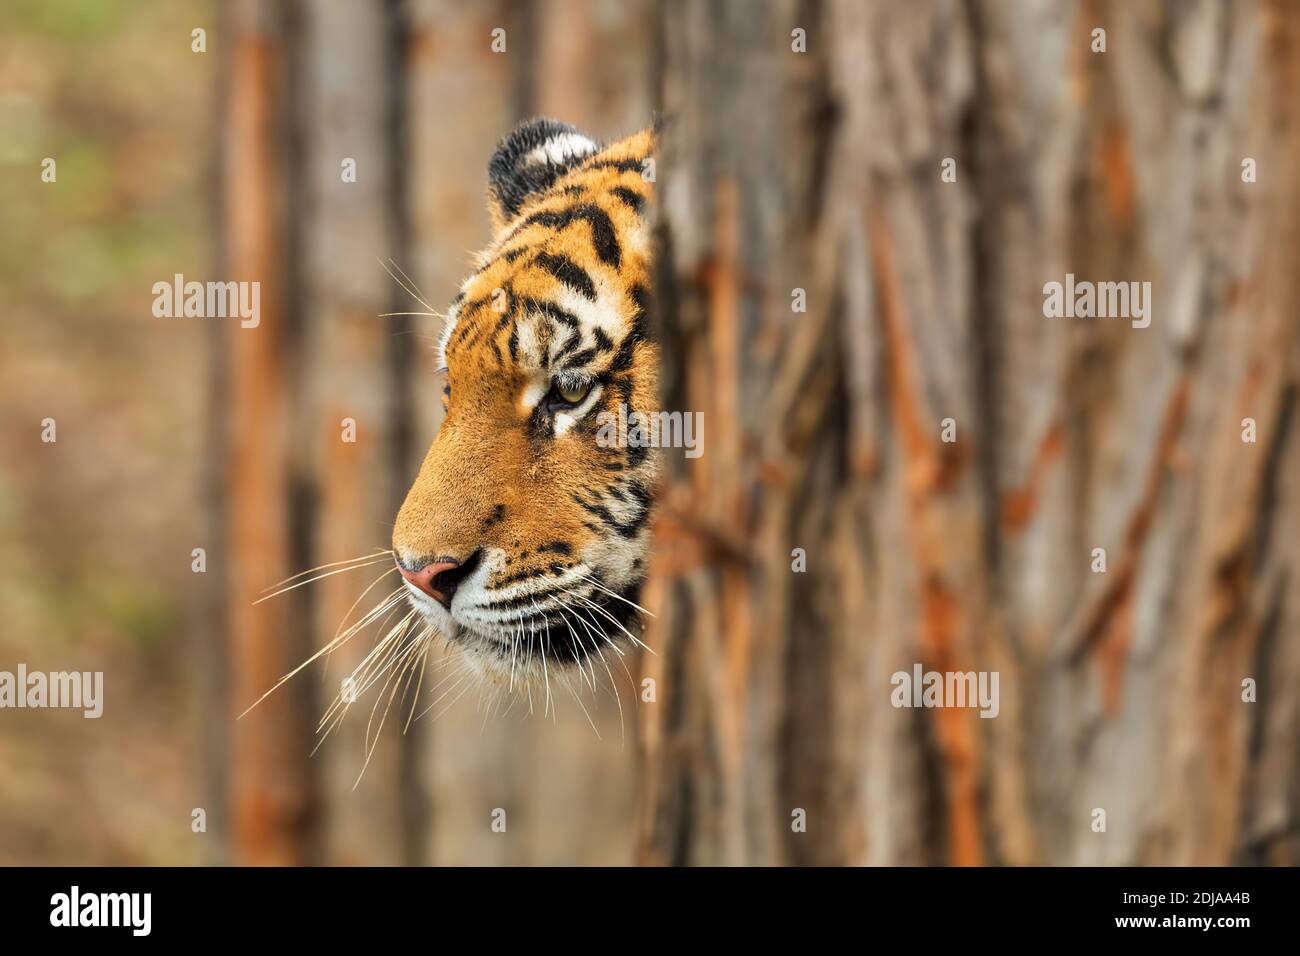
xmin=557 ymin=381 xmax=590 ymax=405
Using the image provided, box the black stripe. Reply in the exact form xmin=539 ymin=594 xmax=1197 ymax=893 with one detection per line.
xmin=610 ymin=186 xmax=645 ymax=212
xmin=608 ymin=282 xmax=651 ymax=373
xmin=493 ymin=566 xmax=549 ymax=589
xmin=524 ymin=203 xmax=621 ymax=267
xmin=609 ymin=334 xmax=639 ymax=373
xmin=548 ymin=330 xmax=577 ymax=368
xmin=477 ymin=581 xmax=581 ymax=612
xmin=534 ymin=252 xmax=596 ymax=300
xmin=558 ymin=347 xmax=597 ymax=370
xmin=629 ymin=283 xmax=650 ymax=318
xmin=448 ymin=294 xmax=494 ymax=348
xmin=482 ymin=504 xmax=506 ymax=529
xmin=520 ymin=296 xmax=579 ymax=328
xmin=583 ymin=157 xmax=644 ymax=174
xmin=572 ymin=492 xmax=650 ymax=539
xmin=626 ymin=437 xmax=650 ymax=468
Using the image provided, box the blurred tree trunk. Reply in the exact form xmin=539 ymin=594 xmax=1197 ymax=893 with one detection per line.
xmin=198 ymin=1 xmax=234 ymax=866
xmin=384 ymin=0 xmax=426 ymax=872
xmin=299 ymin=0 xmax=417 ymax=867
xmin=220 ymin=0 xmax=320 ymax=865
xmin=217 ymin=0 xmax=418 ymax=866
xmin=641 ymin=0 xmax=1300 ymax=866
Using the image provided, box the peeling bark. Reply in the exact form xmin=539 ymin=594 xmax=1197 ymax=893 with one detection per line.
xmin=642 ymin=0 xmax=1300 ymax=866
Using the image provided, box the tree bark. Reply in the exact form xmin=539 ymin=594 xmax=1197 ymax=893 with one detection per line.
xmin=641 ymin=0 xmax=1300 ymax=866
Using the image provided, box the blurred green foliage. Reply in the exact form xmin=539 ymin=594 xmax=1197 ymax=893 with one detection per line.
xmin=0 ymin=0 xmax=131 ymax=39
xmin=0 ymin=0 xmax=214 ymax=864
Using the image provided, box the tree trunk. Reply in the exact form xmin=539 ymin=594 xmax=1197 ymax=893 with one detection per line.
xmin=298 ymin=0 xmax=415 ymax=867
xmin=217 ymin=0 xmax=416 ymax=866
xmin=641 ymin=0 xmax=1300 ymax=866
xmin=220 ymin=0 xmax=320 ymax=866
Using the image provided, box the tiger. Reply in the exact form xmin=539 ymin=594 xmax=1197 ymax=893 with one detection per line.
xmin=391 ymin=118 xmax=659 ymax=685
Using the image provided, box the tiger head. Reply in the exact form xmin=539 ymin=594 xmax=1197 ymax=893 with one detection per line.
xmin=392 ymin=119 xmax=658 ymax=680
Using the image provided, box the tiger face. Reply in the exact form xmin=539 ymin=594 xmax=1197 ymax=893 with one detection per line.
xmin=392 ymin=119 xmax=657 ymax=681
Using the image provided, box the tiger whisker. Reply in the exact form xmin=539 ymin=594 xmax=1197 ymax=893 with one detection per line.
xmin=253 ymin=554 xmax=395 ymax=605
xmin=525 ymin=606 xmax=551 ymax=717
xmin=416 ymin=669 xmax=473 ymax=723
xmin=510 ymin=607 xmax=525 ymax=693
xmin=524 ymin=615 xmax=537 ymax=715
xmin=557 ymin=584 xmax=650 ymax=654
xmin=354 ymin=636 xmax=424 ymax=789
xmin=394 ymin=630 xmax=434 ymax=732
xmin=550 ymin=602 xmax=596 ymax=691
xmin=558 ymin=596 xmax=626 ymax=745
xmin=563 ymin=596 xmax=624 ymax=659
xmin=259 ymin=549 xmax=393 ymax=594
xmin=319 ymin=572 xmax=409 ymax=676
xmin=349 ymin=610 xmax=424 ymax=702
xmin=363 ymin=631 xmax=425 ymax=753
xmin=563 ymin=668 xmax=601 ymax=739
xmin=574 ymin=571 xmax=655 ymax=618
xmin=596 ymin=642 xmax=627 ymax=749
xmin=379 ymin=256 xmax=439 ymax=317
xmin=316 ymin=605 xmax=415 ymax=731
xmin=410 ymin=660 xmax=473 ymax=723
xmin=556 ymin=600 xmax=600 ymax=691
xmin=386 ymin=257 xmax=437 ymax=312
xmin=317 ymin=586 xmax=410 ymax=685
xmin=240 ymin=580 xmax=405 ymax=720
xmin=403 ymin=635 xmax=432 ymax=734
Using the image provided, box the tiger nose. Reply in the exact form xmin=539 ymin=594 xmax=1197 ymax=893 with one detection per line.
xmin=397 ymin=557 xmax=462 ymax=609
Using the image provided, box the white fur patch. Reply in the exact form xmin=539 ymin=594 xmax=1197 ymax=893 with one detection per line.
xmin=587 ymin=533 xmax=643 ymax=591
xmin=624 ymin=217 xmax=651 ymax=258
xmin=524 ymin=132 xmax=598 ymax=168
xmin=437 ymin=300 xmax=463 ymax=369
xmin=403 ymin=578 xmax=456 ymax=630
xmin=554 ymin=278 xmax=626 ymax=345
xmin=514 ymin=319 xmax=544 ymax=369
xmin=520 ymin=375 xmax=549 ymax=412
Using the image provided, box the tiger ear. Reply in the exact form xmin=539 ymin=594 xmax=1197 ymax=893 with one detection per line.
xmin=486 ymin=118 xmax=600 ymax=234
